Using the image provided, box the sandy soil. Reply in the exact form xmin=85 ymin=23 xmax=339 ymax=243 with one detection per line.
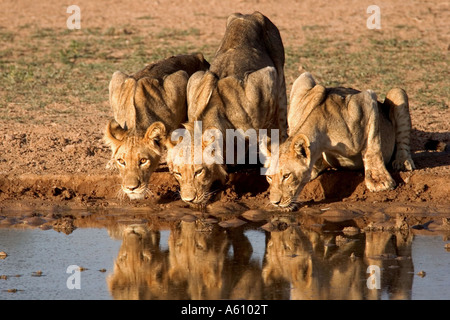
xmin=0 ymin=0 xmax=448 ymax=227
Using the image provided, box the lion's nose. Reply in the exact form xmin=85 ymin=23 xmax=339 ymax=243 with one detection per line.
xmin=181 ymin=189 xmax=196 ymax=202
xmin=271 ymin=200 xmax=281 ymax=206
xmin=123 ymin=175 xmax=141 ymax=192
xmin=181 ymin=194 xmax=195 ymax=202
xmin=125 ymin=182 xmax=140 ymax=192
xmin=270 ymin=194 xmax=282 ymax=206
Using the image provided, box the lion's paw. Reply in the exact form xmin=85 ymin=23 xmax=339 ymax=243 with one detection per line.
xmin=365 ymin=171 xmax=396 ymax=192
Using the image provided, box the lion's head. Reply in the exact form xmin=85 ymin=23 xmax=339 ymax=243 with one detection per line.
xmin=107 ymin=224 xmax=167 ymax=299
xmin=165 ymin=123 xmax=227 ymax=206
xmin=266 ymin=133 xmax=312 ymax=211
xmin=168 ymin=220 xmax=229 ymax=299
xmin=104 ymin=119 xmax=166 ymax=200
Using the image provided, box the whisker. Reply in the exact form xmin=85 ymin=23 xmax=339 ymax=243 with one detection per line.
xmin=204 ymin=190 xmax=218 ymax=198
xmin=116 ymin=188 xmax=127 ymax=202
xmin=195 ymin=189 xmax=219 ymax=204
xmin=145 ymin=187 xmax=154 ymax=196
xmin=287 ymin=202 xmax=300 ymax=212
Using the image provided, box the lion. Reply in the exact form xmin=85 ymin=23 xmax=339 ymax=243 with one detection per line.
xmin=266 ymin=72 xmax=415 ymax=211
xmin=167 ymin=220 xmax=230 ymax=299
xmin=107 ymin=224 xmax=169 ymax=300
xmin=364 ymin=230 xmax=414 ymax=299
xmin=262 ymin=218 xmax=367 ymax=299
xmin=103 ymin=53 xmax=210 ymax=200
xmin=166 ymin=12 xmax=288 ymax=206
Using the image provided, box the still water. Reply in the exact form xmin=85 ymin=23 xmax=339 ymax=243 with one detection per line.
xmin=0 ymin=218 xmax=449 ymax=300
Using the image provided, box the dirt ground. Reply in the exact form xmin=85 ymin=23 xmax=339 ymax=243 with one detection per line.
xmin=0 ymin=0 xmax=449 ymax=229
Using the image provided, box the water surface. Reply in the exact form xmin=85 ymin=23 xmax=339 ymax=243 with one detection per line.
xmin=1 ymin=216 xmax=449 ymax=300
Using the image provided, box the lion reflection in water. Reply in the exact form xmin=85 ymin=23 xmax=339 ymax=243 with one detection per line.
xmin=167 ymin=220 xmax=263 ymax=299
xmin=108 ymin=220 xmax=413 ymax=300
xmin=262 ymin=218 xmax=414 ymax=300
xmin=108 ymin=221 xmax=261 ymax=300
xmin=107 ymin=224 xmax=169 ymax=300
xmin=167 ymin=220 xmax=230 ymax=299
xmin=364 ymin=229 xmax=414 ymax=300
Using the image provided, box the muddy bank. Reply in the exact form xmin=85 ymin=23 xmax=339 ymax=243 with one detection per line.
xmin=0 ymin=168 xmax=448 ymax=234
xmin=1 ymin=166 xmax=449 ymax=205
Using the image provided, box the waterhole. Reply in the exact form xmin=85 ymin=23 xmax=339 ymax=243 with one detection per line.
xmin=0 ymin=209 xmax=449 ymax=300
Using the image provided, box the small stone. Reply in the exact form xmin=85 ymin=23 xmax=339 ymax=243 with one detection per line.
xmin=343 ymin=226 xmax=360 ymax=235
xmin=23 ymin=216 xmax=47 ymax=226
xmin=417 ymin=270 xmax=426 ymax=278
xmin=260 ymin=222 xmax=275 ymax=232
xmin=181 ymin=215 xmax=196 ymax=222
xmin=241 ymin=209 xmax=268 ymax=222
xmin=218 ymin=218 xmax=246 ymax=228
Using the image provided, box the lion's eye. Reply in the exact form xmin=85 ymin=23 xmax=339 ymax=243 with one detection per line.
xmin=283 ymin=173 xmax=291 ymax=180
xmin=117 ymin=158 xmax=125 ymax=166
xmin=266 ymin=176 xmax=272 ymax=183
xmin=140 ymin=158 xmax=149 ymax=165
xmin=194 ymin=168 xmax=204 ymax=177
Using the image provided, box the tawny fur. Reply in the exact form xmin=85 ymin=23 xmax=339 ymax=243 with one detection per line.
xmin=267 ymin=72 xmax=415 ymax=211
xmin=166 ymin=12 xmax=288 ymax=206
xmin=104 ymin=54 xmax=210 ymax=200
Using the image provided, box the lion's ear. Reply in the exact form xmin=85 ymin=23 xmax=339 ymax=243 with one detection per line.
xmin=144 ymin=121 xmax=166 ymax=150
xmin=104 ymin=119 xmax=127 ymax=152
xmin=226 ymin=13 xmax=243 ymax=27
xmin=291 ymin=134 xmax=311 ymax=164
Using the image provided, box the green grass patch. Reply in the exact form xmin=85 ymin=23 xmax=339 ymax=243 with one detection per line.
xmin=0 ymin=24 xmax=447 ymax=124
xmin=156 ymin=27 xmax=201 ymax=39
xmin=0 ymin=25 xmax=215 ymax=119
xmin=285 ymin=34 xmax=448 ymax=108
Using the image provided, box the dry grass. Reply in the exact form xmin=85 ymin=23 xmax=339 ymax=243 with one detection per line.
xmin=0 ymin=20 xmax=448 ymax=124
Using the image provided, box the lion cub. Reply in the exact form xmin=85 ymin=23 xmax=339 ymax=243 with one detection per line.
xmin=104 ymin=54 xmax=210 ymax=200
xmin=266 ymin=72 xmax=415 ymax=211
xmin=165 ymin=12 xmax=288 ymax=207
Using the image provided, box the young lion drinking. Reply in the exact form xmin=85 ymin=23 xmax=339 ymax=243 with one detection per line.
xmin=266 ymin=72 xmax=415 ymax=211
